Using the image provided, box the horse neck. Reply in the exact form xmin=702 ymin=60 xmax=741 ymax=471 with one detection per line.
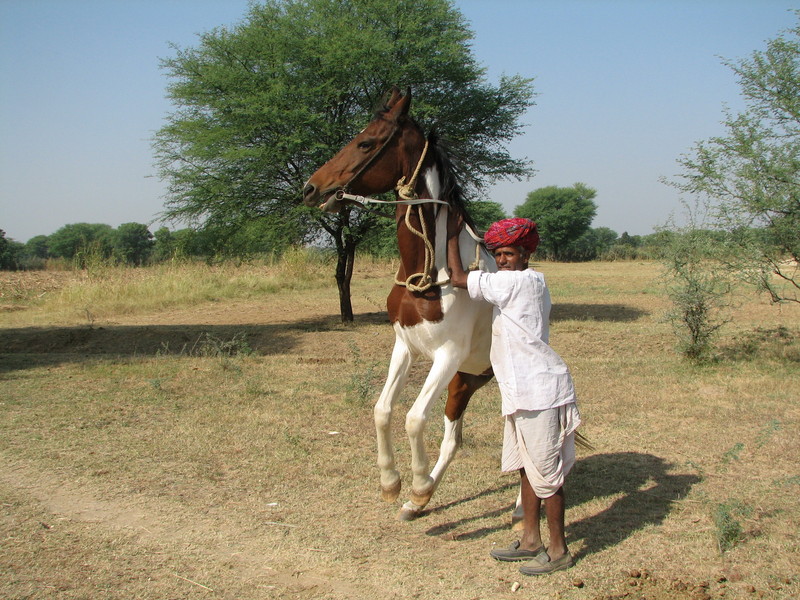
xmin=394 ymin=166 xmax=450 ymax=285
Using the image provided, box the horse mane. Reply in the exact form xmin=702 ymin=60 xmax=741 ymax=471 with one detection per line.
xmin=427 ymin=131 xmax=479 ymax=233
xmin=372 ymin=102 xmax=480 ymax=232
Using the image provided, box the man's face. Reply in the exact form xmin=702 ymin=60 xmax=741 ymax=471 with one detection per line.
xmin=493 ymin=246 xmax=530 ymax=271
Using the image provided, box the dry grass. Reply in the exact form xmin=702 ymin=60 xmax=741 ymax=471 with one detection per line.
xmin=1 ymin=259 xmax=798 ymax=599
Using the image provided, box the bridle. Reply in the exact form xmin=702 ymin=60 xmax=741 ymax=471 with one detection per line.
xmin=334 ymin=124 xmax=447 ymax=209
xmin=332 ymin=121 xmax=483 ymax=293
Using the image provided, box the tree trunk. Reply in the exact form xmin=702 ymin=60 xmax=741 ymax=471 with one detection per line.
xmin=335 ymin=239 xmax=356 ymax=323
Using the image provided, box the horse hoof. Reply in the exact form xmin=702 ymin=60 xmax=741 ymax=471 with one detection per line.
xmin=398 ymin=500 xmax=424 ymax=521
xmin=381 ymin=479 xmax=402 ymax=503
xmin=409 ymin=488 xmax=434 ymax=507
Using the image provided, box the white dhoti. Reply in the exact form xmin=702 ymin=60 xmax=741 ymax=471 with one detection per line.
xmin=501 ymin=403 xmax=581 ymax=498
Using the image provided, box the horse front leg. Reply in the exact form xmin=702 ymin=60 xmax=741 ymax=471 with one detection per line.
xmin=374 ymin=338 xmax=415 ymax=502
xmin=398 ymin=351 xmax=462 ymax=520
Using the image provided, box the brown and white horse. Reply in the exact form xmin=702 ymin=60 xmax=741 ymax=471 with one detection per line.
xmin=302 ymin=87 xmax=498 ymax=520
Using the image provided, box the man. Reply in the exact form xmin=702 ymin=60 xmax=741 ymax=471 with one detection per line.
xmin=447 ymin=216 xmax=581 ymax=576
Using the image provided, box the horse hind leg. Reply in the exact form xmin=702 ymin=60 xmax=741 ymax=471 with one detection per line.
xmin=374 ymin=339 xmax=414 ymax=502
xmin=428 ymin=370 xmax=493 ymax=484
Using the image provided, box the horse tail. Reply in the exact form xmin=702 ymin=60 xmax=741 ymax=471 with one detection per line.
xmin=575 ymin=431 xmax=595 ymax=451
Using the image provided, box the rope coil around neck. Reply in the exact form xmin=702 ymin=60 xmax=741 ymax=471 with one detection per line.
xmin=391 ymin=138 xmax=452 ymax=292
xmin=394 ymin=203 xmax=448 ymax=292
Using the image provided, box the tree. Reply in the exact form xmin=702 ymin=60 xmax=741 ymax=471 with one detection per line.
xmin=48 ymin=223 xmax=114 ymax=261
xmin=154 ymin=0 xmax=535 ymax=321
xmin=464 ymin=200 xmax=508 ymax=231
xmin=114 ymin=222 xmax=154 ymax=266
xmin=0 ymin=230 xmax=22 ymax=270
xmin=566 ymin=226 xmax=618 ymax=261
xmin=661 ymin=205 xmax=733 ymax=362
xmin=514 ymin=183 xmax=597 ymax=260
xmin=671 ymin=12 xmax=800 ymax=303
xmin=24 ymin=235 xmax=50 ymax=259
xmin=152 ymin=227 xmax=178 ymax=262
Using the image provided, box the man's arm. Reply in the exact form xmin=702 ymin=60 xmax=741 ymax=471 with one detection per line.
xmin=447 ymin=231 xmax=469 ymax=289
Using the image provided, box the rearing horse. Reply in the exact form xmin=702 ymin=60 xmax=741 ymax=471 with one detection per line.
xmin=302 ymin=87 xmax=496 ymax=520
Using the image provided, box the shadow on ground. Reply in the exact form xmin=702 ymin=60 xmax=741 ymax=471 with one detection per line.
xmin=0 ymin=311 xmax=390 ymax=373
xmin=550 ymin=303 xmax=647 ymax=322
xmin=0 ymin=302 xmax=643 ymax=374
xmin=424 ymin=452 xmax=700 ymax=561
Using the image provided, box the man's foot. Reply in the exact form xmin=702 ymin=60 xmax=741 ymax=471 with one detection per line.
xmin=518 ymin=551 xmax=573 ymax=576
xmin=490 ymin=540 xmax=547 ymax=562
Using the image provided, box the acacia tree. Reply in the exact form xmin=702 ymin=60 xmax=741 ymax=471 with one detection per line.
xmin=154 ymin=0 xmax=534 ymax=321
xmin=672 ymin=12 xmax=800 ymax=303
xmin=514 ymin=183 xmax=597 ymax=260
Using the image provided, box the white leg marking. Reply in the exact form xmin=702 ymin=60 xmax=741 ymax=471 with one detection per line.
xmin=374 ymin=338 xmax=415 ymax=492
xmin=405 ymin=348 xmax=463 ymax=496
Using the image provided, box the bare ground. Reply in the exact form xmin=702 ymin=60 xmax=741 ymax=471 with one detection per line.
xmin=1 ymin=264 xmax=798 ymax=599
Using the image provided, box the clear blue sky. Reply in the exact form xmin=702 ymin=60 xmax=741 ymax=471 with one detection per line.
xmin=1 ymin=0 xmax=797 ymax=243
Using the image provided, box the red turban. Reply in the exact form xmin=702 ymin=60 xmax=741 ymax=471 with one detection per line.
xmin=484 ymin=218 xmax=540 ymax=252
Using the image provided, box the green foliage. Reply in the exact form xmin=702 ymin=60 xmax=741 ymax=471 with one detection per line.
xmin=191 ymin=332 xmax=253 ymax=357
xmin=721 ymin=442 xmax=744 ymax=464
xmin=346 ymin=341 xmax=381 ymax=406
xmin=514 ymin=183 xmax=597 ymax=260
xmin=113 ymin=222 xmax=154 ymax=266
xmin=721 ymin=326 xmax=800 ymax=362
xmin=671 ymin=12 xmax=800 ymax=303
xmin=661 ymin=209 xmax=733 ymax=361
xmin=48 ymin=223 xmax=114 ymax=260
xmin=23 ymin=235 xmax=50 ymax=266
xmin=712 ymin=500 xmax=752 ymax=553
xmin=464 ymin=200 xmax=508 ymax=231
xmin=755 ymin=419 xmax=782 ymax=448
xmin=359 ymin=215 xmax=399 ymax=259
xmin=154 ymin=0 xmax=535 ymax=320
xmin=0 ymin=229 xmax=22 ymax=270
xmin=564 ymin=226 xmax=618 ymax=261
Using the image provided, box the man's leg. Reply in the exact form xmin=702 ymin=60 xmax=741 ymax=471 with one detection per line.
xmin=518 ymin=468 xmax=543 ymax=551
xmin=543 ymin=486 xmax=567 ymax=559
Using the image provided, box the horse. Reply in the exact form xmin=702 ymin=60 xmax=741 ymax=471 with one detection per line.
xmin=302 ymin=87 xmax=498 ymax=520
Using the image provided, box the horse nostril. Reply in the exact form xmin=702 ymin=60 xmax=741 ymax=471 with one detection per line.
xmin=303 ymin=183 xmax=316 ymax=198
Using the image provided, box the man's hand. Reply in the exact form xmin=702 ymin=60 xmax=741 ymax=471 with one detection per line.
xmin=447 ymin=208 xmax=468 ymax=289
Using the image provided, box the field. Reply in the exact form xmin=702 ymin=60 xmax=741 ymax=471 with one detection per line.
xmin=1 ymin=259 xmax=798 ymax=600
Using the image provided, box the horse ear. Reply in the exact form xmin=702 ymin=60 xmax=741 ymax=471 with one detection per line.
xmin=387 ymin=87 xmax=412 ymax=122
xmin=384 ymin=86 xmax=403 ymax=107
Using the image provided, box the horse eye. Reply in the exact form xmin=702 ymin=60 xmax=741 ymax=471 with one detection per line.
xmin=357 ymin=140 xmax=374 ymax=150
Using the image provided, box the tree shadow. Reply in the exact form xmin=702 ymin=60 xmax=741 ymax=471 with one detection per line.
xmin=550 ymin=303 xmax=647 ymax=322
xmin=0 ymin=311 xmax=389 ymax=374
xmin=424 ymin=452 xmax=701 ymax=558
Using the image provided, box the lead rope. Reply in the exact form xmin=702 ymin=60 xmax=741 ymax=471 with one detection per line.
xmin=394 ymin=204 xmax=448 ymax=291
xmin=396 ymin=139 xmax=429 ymax=201
xmin=391 ymin=139 xmax=452 ymax=292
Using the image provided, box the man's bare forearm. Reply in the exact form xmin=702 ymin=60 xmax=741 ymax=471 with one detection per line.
xmin=447 ymin=234 xmax=468 ymax=289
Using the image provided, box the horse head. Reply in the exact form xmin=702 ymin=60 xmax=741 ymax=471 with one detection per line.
xmin=302 ymin=87 xmax=426 ymax=213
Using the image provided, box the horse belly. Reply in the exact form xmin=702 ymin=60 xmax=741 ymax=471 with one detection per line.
xmin=393 ymin=292 xmax=491 ymax=375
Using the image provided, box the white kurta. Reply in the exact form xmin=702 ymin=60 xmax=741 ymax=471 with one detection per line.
xmin=466 ymin=269 xmax=577 ymax=416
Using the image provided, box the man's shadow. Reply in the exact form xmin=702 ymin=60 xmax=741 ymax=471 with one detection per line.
xmin=564 ymin=452 xmax=700 ymax=559
xmin=426 ymin=452 xmax=700 ymax=561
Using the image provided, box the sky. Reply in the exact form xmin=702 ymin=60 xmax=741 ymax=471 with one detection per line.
xmin=1 ymin=0 xmax=798 ymax=243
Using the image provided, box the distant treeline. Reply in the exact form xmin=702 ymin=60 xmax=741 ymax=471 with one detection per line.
xmin=0 ymin=221 xmax=765 ymax=271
